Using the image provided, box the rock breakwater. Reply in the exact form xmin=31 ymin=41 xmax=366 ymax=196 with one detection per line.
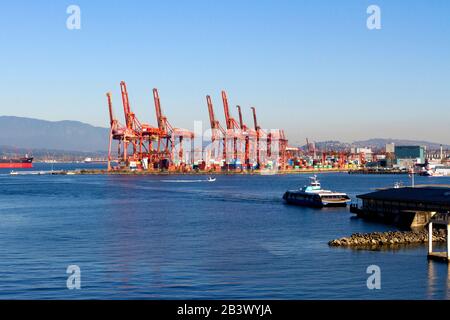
xmin=329 ymin=230 xmax=447 ymax=247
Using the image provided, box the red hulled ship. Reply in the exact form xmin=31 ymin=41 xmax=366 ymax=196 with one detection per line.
xmin=0 ymin=157 xmax=33 ymax=169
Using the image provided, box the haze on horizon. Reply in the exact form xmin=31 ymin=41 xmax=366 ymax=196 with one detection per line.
xmin=1 ymin=0 xmax=449 ymax=145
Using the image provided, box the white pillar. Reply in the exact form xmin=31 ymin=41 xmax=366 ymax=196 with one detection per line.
xmin=447 ymin=224 xmax=450 ymax=259
xmin=428 ymin=222 xmax=433 ymax=254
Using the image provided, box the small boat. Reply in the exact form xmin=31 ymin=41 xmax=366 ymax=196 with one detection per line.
xmin=283 ymin=175 xmax=351 ymax=208
xmin=207 ymin=176 xmax=216 ymax=182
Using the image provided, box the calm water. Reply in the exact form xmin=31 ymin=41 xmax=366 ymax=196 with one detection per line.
xmin=1 ymin=163 xmax=450 ymax=299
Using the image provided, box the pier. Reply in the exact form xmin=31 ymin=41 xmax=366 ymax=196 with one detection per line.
xmin=351 ymin=185 xmax=450 ymax=229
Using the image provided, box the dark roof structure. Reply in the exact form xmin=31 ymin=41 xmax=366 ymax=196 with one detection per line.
xmin=357 ymin=186 xmax=450 ymax=206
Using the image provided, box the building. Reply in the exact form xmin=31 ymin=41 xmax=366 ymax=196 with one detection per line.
xmin=385 ymin=143 xmax=395 ymax=154
xmin=395 ymin=145 xmax=425 ymax=167
xmin=351 ymin=186 xmax=450 ymax=229
xmin=350 ymin=147 xmax=373 ymax=163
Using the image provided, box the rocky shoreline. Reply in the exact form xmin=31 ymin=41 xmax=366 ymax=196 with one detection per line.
xmin=328 ymin=230 xmax=447 ymax=247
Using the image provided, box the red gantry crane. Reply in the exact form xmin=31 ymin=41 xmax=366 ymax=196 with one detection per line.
xmin=251 ymin=107 xmax=261 ymax=168
xmin=107 ymin=83 xmax=289 ymax=172
xmin=221 ymin=91 xmax=244 ymax=166
xmin=249 ymin=106 xmax=288 ymax=170
xmin=106 ymin=92 xmax=126 ymax=171
xmin=153 ymin=88 xmax=194 ymax=170
xmin=236 ymin=105 xmax=257 ymax=169
xmin=120 ymin=81 xmax=161 ymax=169
xmin=206 ymin=95 xmax=227 ymax=167
xmin=107 ymin=81 xmax=193 ymax=172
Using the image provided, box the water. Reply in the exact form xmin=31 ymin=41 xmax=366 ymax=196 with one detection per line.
xmin=1 ymin=163 xmax=450 ymax=299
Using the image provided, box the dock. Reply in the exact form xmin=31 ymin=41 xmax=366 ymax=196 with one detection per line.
xmin=428 ymin=252 xmax=449 ymax=262
xmin=348 ymin=169 xmax=408 ymax=175
xmin=10 ymin=170 xmax=76 ymax=176
xmin=351 ymin=185 xmax=450 ymax=229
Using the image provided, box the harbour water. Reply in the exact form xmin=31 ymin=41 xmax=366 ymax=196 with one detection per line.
xmin=1 ymin=163 xmax=450 ymax=299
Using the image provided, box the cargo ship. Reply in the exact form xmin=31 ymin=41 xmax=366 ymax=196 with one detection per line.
xmin=0 ymin=157 xmax=33 ymax=169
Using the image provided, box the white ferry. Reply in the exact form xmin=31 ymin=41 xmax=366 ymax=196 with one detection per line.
xmin=421 ymin=165 xmax=450 ymax=177
xmin=283 ymin=175 xmax=351 ymax=208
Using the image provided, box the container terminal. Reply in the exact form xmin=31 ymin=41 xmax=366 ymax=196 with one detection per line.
xmin=97 ymin=81 xmax=450 ymax=175
xmin=5 ymin=82 xmax=448 ymax=175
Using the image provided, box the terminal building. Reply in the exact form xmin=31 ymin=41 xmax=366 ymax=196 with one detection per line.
xmin=351 ymin=185 xmax=450 ymax=229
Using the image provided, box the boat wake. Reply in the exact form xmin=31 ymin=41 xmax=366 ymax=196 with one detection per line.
xmin=161 ymin=177 xmax=216 ymax=183
xmin=160 ymin=179 xmax=207 ymax=183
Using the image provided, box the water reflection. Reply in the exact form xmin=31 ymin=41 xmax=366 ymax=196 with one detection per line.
xmin=427 ymin=260 xmax=436 ymax=299
xmin=447 ymin=263 xmax=450 ymax=300
xmin=427 ymin=259 xmax=450 ymax=299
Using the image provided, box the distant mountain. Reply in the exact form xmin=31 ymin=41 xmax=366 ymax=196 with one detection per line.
xmin=352 ymin=138 xmax=450 ymax=150
xmin=301 ymin=138 xmax=449 ymax=151
xmin=2 ymin=116 xmax=448 ymax=155
xmin=0 ymin=145 xmax=106 ymax=158
xmin=0 ymin=116 xmax=109 ymax=152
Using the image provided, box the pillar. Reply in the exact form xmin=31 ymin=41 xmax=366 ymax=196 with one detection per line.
xmin=428 ymin=222 xmax=433 ymax=254
xmin=447 ymin=224 xmax=450 ymax=259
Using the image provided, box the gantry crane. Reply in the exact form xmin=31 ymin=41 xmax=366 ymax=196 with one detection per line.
xmin=221 ymin=91 xmax=244 ymax=165
xmin=251 ymin=107 xmax=261 ymax=168
xmin=106 ymin=92 xmax=127 ymax=171
xmin=107 ymin=83 xmax=289 ymax=172
xmin=206 ymin=95 xmax=227 ymax=166
xmin=153 ymin=88 xmax=194 ymax=169
xmin=120 ymin=81 xmax=160 ymax=168
xmin=236 ymin=105 xmax=257 ymax=169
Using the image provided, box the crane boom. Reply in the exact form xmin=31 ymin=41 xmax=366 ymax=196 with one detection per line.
xmin=106 ymin=92 xmax=115 ymax=127
xmin=153 ymin=88 xmax=167 ymax=133
xmin=120 ymin=81 xmax=132 ymax=129
xmin=206 ymin=95 xmax=216 ymax=130
xmin=251 ymin=107 xmax=260 ymax=131
xmin=236 ymin=105 xmax=244 ymax=129
xmin=221 ymin=91 xmax=231 ymax=129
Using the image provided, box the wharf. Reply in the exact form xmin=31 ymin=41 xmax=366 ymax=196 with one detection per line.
xmin=75 ymin=168 xmax=349 ymax=176
xmin=428 ymin=252 xmax=449 ymax=262
xmin=348 ymin=169 xmax=408 ymax=175
xmin=351 ymin=186 xmax=450 ymax=230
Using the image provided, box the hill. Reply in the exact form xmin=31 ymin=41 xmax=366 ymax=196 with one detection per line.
xmin=0 ymin=116 xmax=109 ymax=152
xmin=302 ymin=139 xmax=449 ymax=151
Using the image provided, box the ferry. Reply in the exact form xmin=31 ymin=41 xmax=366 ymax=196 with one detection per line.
xmin=420 ymin=165 xmax=450 ymax=177
xmin=283 ymin=175 xmax=351 ymax=208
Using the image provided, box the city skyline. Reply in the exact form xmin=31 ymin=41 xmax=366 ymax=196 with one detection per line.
xmin=1 ymin=0 xmax=449 ymax=145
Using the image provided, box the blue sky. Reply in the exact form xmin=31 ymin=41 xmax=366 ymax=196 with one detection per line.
xmin=0 ymin=0 xmax=449 ymax=145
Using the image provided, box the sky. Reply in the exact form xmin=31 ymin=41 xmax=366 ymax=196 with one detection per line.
xmin=0 ymin=0 xmax=449 ymax=145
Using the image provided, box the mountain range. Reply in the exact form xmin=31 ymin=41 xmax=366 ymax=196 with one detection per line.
xmin=0 ymin=116 xmax=109 ymax=153
xmin=0 ymin=116 xmax=448 ymax=156
xmin=309 ymin=139 xmax=449 ymax=151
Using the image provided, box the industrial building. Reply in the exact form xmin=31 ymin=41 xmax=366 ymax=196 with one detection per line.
xmin=395 ymin=145 xmax=425 ymax=167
